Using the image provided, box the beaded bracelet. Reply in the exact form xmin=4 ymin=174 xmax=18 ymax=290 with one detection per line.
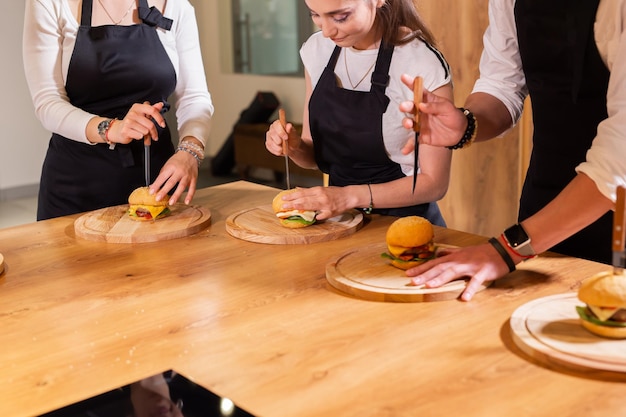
xmin=363 ymin=183 xmax=373 ymax=214
xmin=487 ymin=237 xmax=516 ymax=273
xmin=176 ymin=140 xmax=205 ymax=167
xmin=447 ymin=108 xmax=477 ymax=150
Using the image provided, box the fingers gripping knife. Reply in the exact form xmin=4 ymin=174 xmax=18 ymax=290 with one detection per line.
xmin=411 ymin=76 xmax=424 ymax=194
xmin=279 ymin=109 xmax=291 ymax=190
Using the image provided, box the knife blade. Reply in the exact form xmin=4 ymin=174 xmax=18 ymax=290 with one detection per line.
xmin=613 ymin=185 xmax=626 ymax=275
xmin=144 ymin=136 xmax=151 ymax=187
xmin=279 ymin=109 xmax=291 ymax=190
xmin=412 ymin=76 xmax=424 ymax=194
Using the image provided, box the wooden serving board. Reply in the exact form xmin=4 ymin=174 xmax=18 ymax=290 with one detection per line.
xmin=510 ymin=293 xmax=626 ymax=373
xmin=74 ymin=204 xmax=211 ymax=243
xmin=225 ymin=205 xmax=363 ymax=244
xmin=325 ymin=243 xmax=490 ymax=302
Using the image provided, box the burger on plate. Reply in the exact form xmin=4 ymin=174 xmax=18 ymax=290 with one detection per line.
xmin=272 ymin=189 xmax=317 ymax=228
xmin=381 ymin=215 xmax=436 ymax=270
xmin=128 ymin=187 xmax=170 ymax=221
xmin=576 ymin=271 xmax=626 ymax=339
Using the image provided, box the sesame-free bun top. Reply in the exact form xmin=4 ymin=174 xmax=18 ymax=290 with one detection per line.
xmin=128 ymin=187 xmax=168 ymax=207
xmin=386 ymin=216 xmax=434 ymax=256
xmin=578 ymin=271 xmax=626 ymax=308
xmin=272 ymin=189 xmax=298 ymax=213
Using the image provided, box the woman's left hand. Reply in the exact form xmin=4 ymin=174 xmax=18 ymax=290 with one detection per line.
xmin=150 ymin=148 xmax=199 ymax=206
xmin=278 ymin=186 xmax=356 ymax=221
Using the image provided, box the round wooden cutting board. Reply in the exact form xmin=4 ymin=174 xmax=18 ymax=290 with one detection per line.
xmin=510 ymin=293 xmax=626 ymax=373
xmin=325 ymin=243 xmax=490 ymax=302
xmin=74 ymin=204 xmax=211 ymax=243
xmin=225 ymin=205 xmax=363 ymax=244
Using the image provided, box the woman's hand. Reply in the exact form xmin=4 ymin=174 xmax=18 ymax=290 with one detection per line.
xmin=277 ymin=186 xmax=359 ymax=221
xmin=398 ymin=74 xmax=467 ymax=153
xmin=150 ymin=139 xmax=202 ymax=206
xmin=405 ymin=242 xmax=513 ymax=301
xmin=108 ymin=102 xmax=166 ymax=145
xmin=265 ymin=119 xmax=302 ymax=157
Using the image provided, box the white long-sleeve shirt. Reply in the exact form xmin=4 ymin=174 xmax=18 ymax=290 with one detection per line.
xmin=23 ymin=0 xmax=213 ymax=147
xmin=473 ymin=0 xmax=626 ymax=202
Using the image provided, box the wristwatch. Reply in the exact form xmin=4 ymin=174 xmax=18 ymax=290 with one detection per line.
xmin=502 ymin=223 xmax=536 ymax=257
xmin=97 ymin=118 xmax=114 ymax=140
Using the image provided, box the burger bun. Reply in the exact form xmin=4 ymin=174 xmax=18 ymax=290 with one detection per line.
xmin=577 ymin=271 xmax=626 ymax=339
xmin=128 ymin=187 xmax=168 ymax=207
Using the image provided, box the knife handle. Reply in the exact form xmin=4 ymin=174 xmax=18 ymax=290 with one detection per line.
xmin=412 ymin=76 xmax=424 ymax=133
xmin=279 ymin=109 xmax=288 ymax=156
xmin=614 ymin=186 xmax=626 ymax=252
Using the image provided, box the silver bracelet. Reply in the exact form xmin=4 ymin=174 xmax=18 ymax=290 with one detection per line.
xmin=176 ymin=146 xmax=203 ymax=167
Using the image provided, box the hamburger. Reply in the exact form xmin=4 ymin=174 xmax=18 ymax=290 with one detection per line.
xmin=272 ymin=189 xmax=317 ymax=228
xmin=381 ymin=216 xmax=436 ymax=270
xmin=127 ymin=187 xmax=170 ymax=221
xmin=576 ymin=271 xmax=626 ymax=339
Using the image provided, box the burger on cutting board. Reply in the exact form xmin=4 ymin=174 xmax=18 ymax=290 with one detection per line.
xmin=272 ymin=189 xmax=317 ymax=228
xmin=128 ymin=187 xmax=170 ymax=221
xmin=576 ymin=271 xmax=626 ymax=339
xmin=381 ymin=216 xmax=437 ymax=270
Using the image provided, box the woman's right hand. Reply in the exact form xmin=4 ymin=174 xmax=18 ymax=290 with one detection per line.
xmin=108 ymin=102 xmax=166 ymax=145
xmin=265 ymin=119 xmax=302 ymax=157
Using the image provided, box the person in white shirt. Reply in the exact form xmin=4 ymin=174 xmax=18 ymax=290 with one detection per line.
xmin=265 ymin=0 xmax=452 ymax=225
xmin=398 ymin=0 xmax=626 ymax=300
xmin=23 ymin=0 xmax=213 ymax=219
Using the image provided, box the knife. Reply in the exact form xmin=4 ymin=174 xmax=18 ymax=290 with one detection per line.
xmin=412 ymin=76 xmax=424 ymax=194
xmin=279 ymin=109 xmax=291 ymax=190
xmin=144 ymin=136 xmax=151 ymax=187
xmin=613 ymin=185 xmax=626 ymax=275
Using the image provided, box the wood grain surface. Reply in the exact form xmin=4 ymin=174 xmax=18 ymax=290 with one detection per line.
xmin=326 ymin=243 xmax=489 ymax=302
xmin=1 ymin=181 xmax=626 ymax=417
xmin=510 ymin=292 xmax=626 ymax=372
xmin=74 ymin=203 xmax=211 ymax=243
xmin=225 ymin=204 xmax=363 ymax=244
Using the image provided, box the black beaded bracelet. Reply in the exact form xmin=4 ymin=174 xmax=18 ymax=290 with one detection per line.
xmin=488 ymin=237 xmax=516 ymax=273
xmin=447 ymin=108 xmax=477 ymax=150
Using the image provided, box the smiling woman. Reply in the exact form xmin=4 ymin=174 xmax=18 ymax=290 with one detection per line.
xmin=219 ymin=0 xmax=316 ymax=76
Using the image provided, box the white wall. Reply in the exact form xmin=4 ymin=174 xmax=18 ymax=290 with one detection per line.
xmin=193 ymin=0 xmax=307 ymax=156
xmin=2 ymin=0 xmax=307 ymax=199
xmin=1 ymin=2 xmax=49 ymax=199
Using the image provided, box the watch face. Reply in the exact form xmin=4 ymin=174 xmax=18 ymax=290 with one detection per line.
xmin=505 ymin=224 xmax=529 ymax=248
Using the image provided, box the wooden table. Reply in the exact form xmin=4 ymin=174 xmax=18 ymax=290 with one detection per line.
xmin=0 ymin=181 xmax=624 ymax=417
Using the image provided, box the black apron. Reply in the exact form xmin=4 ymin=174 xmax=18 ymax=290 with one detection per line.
xmin=309 ymin=43 xmax=445 ymax=226
xmin=515 ymin=0 xmax=612 ymax=263
xmin=37 ymin=0 xmax=176 ymax=220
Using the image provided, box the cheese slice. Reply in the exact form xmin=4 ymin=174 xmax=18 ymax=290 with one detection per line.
xmin=276 ymin=210 xmax=316 ymax=222
xmin=129 ymin=204 xmax=168 ymax=220
xmin=588 ymin=304 xmax=619 ymax=322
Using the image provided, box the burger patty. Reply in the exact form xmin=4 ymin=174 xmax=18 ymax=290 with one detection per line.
xmin=398 ymin=243 xmax=435 ymax=261
xmin=612 ymin=309 xmax=626 ymax=322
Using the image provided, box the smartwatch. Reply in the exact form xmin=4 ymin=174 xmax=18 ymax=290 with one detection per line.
xmin=502 ymin=223 xmax=536 ymax=257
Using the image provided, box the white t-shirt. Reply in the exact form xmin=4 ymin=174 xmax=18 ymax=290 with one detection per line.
xmin=474 ymin=0 xmax=626 ymax=202
xmin=22 ymin=0 xmax=213 ymax=146
xmin=300 ymin=31 xmax=451 ymax=175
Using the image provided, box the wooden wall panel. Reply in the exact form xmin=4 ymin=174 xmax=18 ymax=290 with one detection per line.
xmin=416 ymin=0 xmax=526 ymax=236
